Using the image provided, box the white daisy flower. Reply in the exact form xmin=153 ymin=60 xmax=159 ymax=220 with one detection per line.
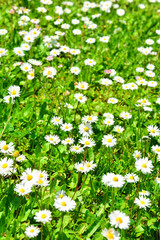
xmin=44 ymin=135 xmax=60 ymax=145
xmin=79 ymin=137 xmax=95 ymax=148
xmin=34 ymin=210 xmax=52 ymax=224
xmin=135 ymin=157 xmax=153 ymax=174
xmin=25 ymin=225 xmax=40 ymax=238
xmin=125 ymin=173 xmax=139 ymax=183
xmin=15 ymin=183 xmax=32 ymax=196
xmin=0 ymin=141 xmax=15 ymax=154
xmin=74 ymin=93 xmax=87 ymax=103
xmin=61 ymin=138 xmax=74 ymax=145
xmin=102 ymin=135 xmax=117 ymax=147
xmin=109 ymin=210 xmax=130 ymax=229
xmin=101 ymin=228 xmax=120 ymax=240
xmin=51 ymin=116 xmax=63 ymax=126
xmin=0 ymin=158 xmax=14 ymax=176
xmin=134 ymin=196 xmax=151 ymax=210
xmin=147 ymin=125 xmax=160 ymax=137
xmin=61 ymin=123 xmax=73 ymax=132
xmin=54 ymin=196 xmax=76 ymax=212
xmin=79 ymin=123 xmax=93 ymax=136
xmin=102 ymin=173 xmax=125 ymax=188
xmin=70 ymin=145 xmax=84 ymax=154
xmin=8 ymin=85 xmax=20 ymax=98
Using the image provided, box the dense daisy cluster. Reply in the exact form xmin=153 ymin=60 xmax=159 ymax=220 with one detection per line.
xmin=0 ymin=0 xmax=159 ymax=239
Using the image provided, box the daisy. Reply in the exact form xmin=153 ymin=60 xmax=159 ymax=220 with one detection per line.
xmin=100 ymin=78 xmax=112 ymax=86
xmin=15 ymin=183 xmax=32 ymax=196
xmin=34 ymin=210 xmax=52 ymax=224
xmin=103 ymin=113 xmax=114 ymax=119
xmin=151 ymin=145 xmax=160 ymax=154
xmin=70 ymin=145 xmax=84 ymax=154
xmin=113 ymin=76 xmax=124 ymax=84
xmin=8 ymin=85 xmax=20 ymax=98
xmin=113 ymin=126 xmax=124 ymax=133
xmin=136 ymin=99 xmax=151 ymax=107
xmin=76 ymin=81 xmax=89 ymax=90
xmin=99 ymin=36 xmax=110 ymax=43
xmin=82 ymin=115 xmax=98 ymax=123
xmin=27 ymin=69 xmax=35 ymax=80
xmin=84 ymin=161 xmax=97 ymax=172
xmin=62 ymin=138 xmax=74 ymax=145
xmin=102 ymin=173 xmax=125 ymax=188
xmin=72 ymin=29 xmax=81 ymax=35
xmin=25 ymin=225 xmax=40 ymax=238
xmin=84 ymin=59 xmax=96 ymax=66
xmin=0 ymin=29 xmax=7 ymax=35
xmin=102 ymin=135 xmax=117 ymax=147
xmin=120 ymin=112 xmax=132 ymax=119
xmin=50 ymin=49 xmax=60 ymax=56
xmin=103 ymin=118 xmax=114 ymax=126
xmin=43 ymin=67 xmax=57 ymax=78
xmin=64 ymin=103 xmax=73 ymax=109
xmin=79 ymin=137 xmax=95 ymax=148
xmin=45 ymin=135 xmax=60 ymax=145
xmin=3 ymin=95 xmax=14 ymax=104
xmin=86 ymin=38 xmax=96 ymax=44
xmin=54 ymin=196 xmax=76 ymax=212
xmin=145 ymin=70 xmax=155 ymax=77
xmin=70 ymin=67 xmax=81 ymax=75
xmin=20 ymin=62 xmax=32 ymax=72
xmin=74 ymin=93 xmax=87 ymax=103
xmin=108 ymin=98 xmax=118 ymax=104
xmin=133 ymin=150 xmax=141 ymax=160
xmin=70 ymin=49 xmax=81 ymax=55
xmin=36 ymin=178 xmax=49 ymax=187
xmin=109 ymin=210 xmax=130 ymax=229
xmin=55 ymin=190 xmax=67 ymax=199
xmin=74 ymin=162 xmax=88 ymax=173
xmin=148 ymin=81 xmax=157 ymax=87
xmin=136 ymin=67 xmax=144 ymax=72
xmin=147 ymin=125 xmax=160 ymax=137
xmin=16 ymin=154 xmax=26 ymax=162
xmin=125 ymin=173 xmax=139 ymax=183
xmin=146 ymin=64 xmax=155 ymax=70
xmin=135 ymin=157 xmax=153 ymax=174
xmin=79 ymin=123 xmax=93 ymax=136
xmin=51 ymin=116 xmax=63 ymax=126
xmin=0 ymin=141 xmax=15 ymax=154
xmin=134 ymin=196 xmax=151 ymax=210
xmin=155 ymin=177 xmax=160 ymax=184
xmin=101 ymin=228 xmax=120 ymax=240
xmin=116 ymin=9 xmax=125 ymax=16
xmin=20 ymin=168 xmax=38 ymax=186
xmin=61 ymin=123 xmax=73 ymax=132
xmin=139 ymin=190 xmax=150 ymax=196
xmin=0 ymin=158 xmax=14 ymax=176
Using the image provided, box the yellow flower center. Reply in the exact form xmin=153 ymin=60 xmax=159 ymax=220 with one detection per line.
xmin=79 ymin=167 xmax=84 ymax=170
xmin=116 ymin=217 xmax=123 ymax=224
xmin=78 ymin=96 xmax=82 ymax=100
xmin=65 ymin=126 xmax=69 ymax=129
xmin=61 ymin=201 xmax=66 ymax=206
xmin=20 ymin=188 xmax=25 ymax=193
xmin=117 ymin=129 xmax=120 ymax=132
xmin=24 ymin=67 xmax=28 ymax=70
xmin=18 ymin=50 xmax=21 ymax=54
xmin=84 ymin=141 xmax=90 ymax=145
xmin=55 ymin=119 xmax=59 ymax=122
xmin=140 ymin=201 xmax=145 ymax=205
xmin=151 ymin=130 xmax=155 ymax=133
xmin=13 ymin=150 xmax=19 ymax=157
xmin=12 ymin=90 xmax=16 ymax=95
xmin=84 ymin=127 xmax=89 ymax=131
xmin=129 ymin=176 xmax=134 ymax=180
xmin=38 ymin=179 xmax=43 ymax=185
xmin=41 ymin=214 xmax=47 ymax=219
xmin=74 ymin=147 xmax=79 ymax=150
xmin=2 ymin=145 xmax=8 ymax=150
xmin=142 ymin=164 xmax=147 ymax=168
xmin=39 ymin=174 xmax=43 ymax=178
xmin=49 ymin=138 xmax=53 ymax=141
xmin=113 ymin=177 xmax=118 ymax=182
xmin=136 ymin=154 xmax=139 ymax=158
xmin=142 ymin=190 xmax=146 ymax=193
xmin=66 ymin=139 xmax=70 ymax=143
xmin=48 ymin=71 xmax=52 ymax=75
xmin=30 ymin=229 xmax=34 ymax=233
xmin=106 ymin=232 xmax=114 ymax=239
xmin=86 ymin=163 xmax=91 ymax=167
xmin=27 ymin=175 xmax=33 ymax=181
xmin=2 ymin=163 xmax=8 ymax=169
xmin=59 ymin=194 xmax=63 ymax=198
xmin=107 ymin=139 xmax=112 ymax=143
xmin=142 ymin=100 xmax=146 ymax=103
xmin=107 ymin=121 xmax=111 ymax=123
xmin=30 ymin=72 xmax=34 ymax=77
xmin=87 ymin=117 xmax=92 ymax=120
xmin=156 ymin=148 xmax=160 ymax=152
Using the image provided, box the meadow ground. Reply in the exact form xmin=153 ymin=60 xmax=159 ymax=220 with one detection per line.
xmin=0 ymin=0 xmax=160 ymax=239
